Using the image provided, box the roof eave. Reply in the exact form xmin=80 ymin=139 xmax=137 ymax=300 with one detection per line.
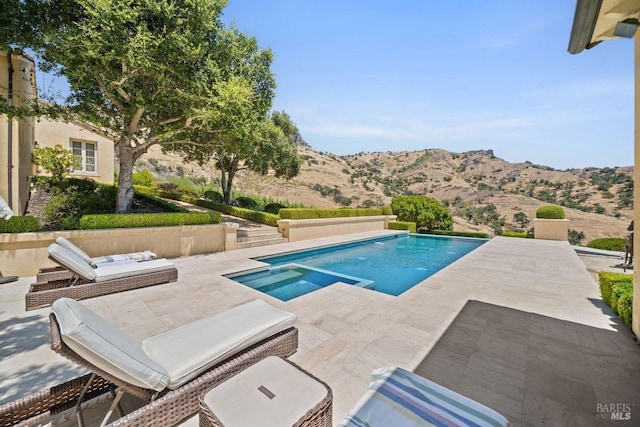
xmin=568 ymin=0 xmax=603 ymax=54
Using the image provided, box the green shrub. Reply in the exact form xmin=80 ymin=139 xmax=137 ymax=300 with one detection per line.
xmin=156 ymin=182 xmax=179 ymax=192
xmin=264 ymin=203 xmax=286 ymax=215
xmin=391 ymin=195 xmax=453 ymax=231
xmin=79 ymin=212 xmax=221 ymax=229
xmin=502 ymin=231 xmax=534 ymax=239
xmin=0 ymin=216 xmax=41 ymax=233
xmin=193 ymin=200 xmax=280 ymax=226
xmin=388 ymin=221 xmax=416 ymax=233
xmin=156 ymin=190 xmax=182 ymax=200
xmin=32 ymin=144 xmax=78 ymax=180
xmin=381 ymin=205 xmax=393 ymax=215
xmin=616 ymin=284 xmax=634 ymax=329
xmin=134 ymin=185 xmax=158 ymax=196
xmin=235 ymin=196 xmax=258 ymax=210
xmin=587 ymin=238 xmax=627 ymax=252
xmin=203 ymin=190 xmax=223 ymax=203
xmin=598 ymin=272 xmax=633 ymax=329
xmin=535 ymin=204 xmax=565 ymax=219
xmin=418 ymin=229 xmax=489 ymax=239
xmin=279 ymin=208 xmax=383 ymax=220
xmin=166 ymin=177 xmax=199 ymax=196
xmin=133 ymin=170 xmax=156 ymax=187
xmin=45 ymin=191 xmax=114 ymax=229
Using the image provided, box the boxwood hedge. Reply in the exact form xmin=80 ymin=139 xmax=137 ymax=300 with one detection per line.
xmin=598 ymin=271 xmax=633 ymax=329
xmin=388 ymin=221 xmax=417 ymax=233
xmin=79 ymin=212 xmax=221 ymax=229
xmin=279 ymin=208 xmax=382 ymax=220
xmin=536 ymin=204 xmax=565 ymax=219
xmin=0 ymin=216 xmax=41 ymax=233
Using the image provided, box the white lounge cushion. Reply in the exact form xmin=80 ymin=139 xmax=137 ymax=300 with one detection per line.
xmin=56 ymin=236 xmax=92 ymax=264
xmin=93 ymin=259 xmax=175 ymax=282
xmin=48 ymin=243 xmax=97 ymax=281
xmin=52 ymin=298 xmax=170 ymax=391
xmin=143 ymin=299 xmax=297 ymax=390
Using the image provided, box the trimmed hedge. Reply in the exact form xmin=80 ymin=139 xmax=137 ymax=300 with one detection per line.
xmin=264 ymin=203 xmax=286 ymax=215
xmin=279 ymin=208 xmax=382 ymax=220
xmin=418 ymin=229 xmax=489 ymax=239
xmin=502 ymin=231 xmax=534 ymax=239
xmin=598 ymin=271 xmax=633 ymax=329
xmin=536 ymin=204 xmax=565 ymax=219
xmin=587 ymin=238 xmax=627 ymax=252
xmin=388 ymin=221 xmax=417 ymax=233
xmin=193 ymin=199 xmax=280 ymax=227
xmin=381 ymin=205 xmax=393 ymax=215
xmin=0 ymin=216 xmax=41 ymax=233
xmin=79 ymin=212 xmax=221 ymax=229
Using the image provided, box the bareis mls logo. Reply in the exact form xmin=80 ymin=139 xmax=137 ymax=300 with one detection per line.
xmin=596 ymin=403 xmax=632 ymax=421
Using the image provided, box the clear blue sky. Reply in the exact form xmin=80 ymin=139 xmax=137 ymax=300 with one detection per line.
xmin=220 ymin=1 xmax=635 ymax=170
xmin=37 ymin=1 xmax=635 ymax=170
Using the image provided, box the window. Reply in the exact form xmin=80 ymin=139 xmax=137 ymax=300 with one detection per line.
xmin=71 ymin=140 xmax=96 ymax=173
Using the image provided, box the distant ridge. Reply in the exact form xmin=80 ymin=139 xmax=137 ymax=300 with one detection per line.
xmin=139 ymin=145 xmax=632 ymax=242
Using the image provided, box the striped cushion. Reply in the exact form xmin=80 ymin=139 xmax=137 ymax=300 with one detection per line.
xmin=91 ymin=250 xmax=157 ymax=267
xmin=338 ymin=367 xmax=509 ymax=427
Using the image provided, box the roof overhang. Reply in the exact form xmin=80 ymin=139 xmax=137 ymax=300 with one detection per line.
xmin=568 ymin=0 xmax=640 ymax=54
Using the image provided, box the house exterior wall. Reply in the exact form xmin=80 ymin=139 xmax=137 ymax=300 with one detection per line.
xmin=634 ymin=35 xmax=640 ymax=338
xmin=0 ymin=52 xmax=36 ymax=215
xmin=35 ymin=119 xmax=115 ymax=184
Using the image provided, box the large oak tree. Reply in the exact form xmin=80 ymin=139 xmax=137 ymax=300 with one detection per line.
xmin=4 ymin=0 xmax=276 ymax=212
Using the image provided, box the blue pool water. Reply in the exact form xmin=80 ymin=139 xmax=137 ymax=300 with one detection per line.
xmin=228 ymin=234 xmax=486 ymax=300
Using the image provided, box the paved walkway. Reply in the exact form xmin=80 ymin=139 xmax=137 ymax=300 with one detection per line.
xmin=1 ymin=235 xmax=639 ymax=426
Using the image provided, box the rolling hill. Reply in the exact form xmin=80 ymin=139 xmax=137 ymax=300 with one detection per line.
xmin=136 ymin=145 xmax=633 ymax=243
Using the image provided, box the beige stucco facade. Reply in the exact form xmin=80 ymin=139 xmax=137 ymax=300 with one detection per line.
xmin=35 ymin=118 xmax=115 ymax=184
xmin=569 ymin=0 xmax=640 ymax=337
xmin=0 ymin=51 xmax=36 ymax=215
xmin=533 ymin=218 xmax=569 ymax=241
xmin=278 ymin=215 xmax=397 ymax=242
xmin=0 ymin=223 xmax=239 ymax=277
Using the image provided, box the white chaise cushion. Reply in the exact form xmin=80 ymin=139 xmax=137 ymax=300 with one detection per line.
xmin=48 ymin=243 xmax=97 ymax=281
xmin=143 ymin=299 xmax=297 ymax=390
xmin=52 ymin=298 xmax=170 ymax=391
xmin=56 ymin=236 xmax=93 ymax=264
xmin=93 ymin=259 xmax=175 ymax=282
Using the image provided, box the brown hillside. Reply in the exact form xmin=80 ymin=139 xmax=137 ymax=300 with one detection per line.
xmin=136 ymin=145 xmax=633 ymax=243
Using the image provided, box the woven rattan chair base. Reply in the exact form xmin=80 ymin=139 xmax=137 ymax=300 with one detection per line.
xmin=36 ymin=266 xmax=74 ymax=283
xmin=0 ymin=373 xmax=113 ymax=427
xmin=25 ymin=268 xmax=178 ymax=310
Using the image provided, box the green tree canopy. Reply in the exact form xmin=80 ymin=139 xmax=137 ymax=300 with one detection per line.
xmin=5 ymin=0 xmax=276 ymax=212
xmin=390 ymin=195 xmax=453 ymax=231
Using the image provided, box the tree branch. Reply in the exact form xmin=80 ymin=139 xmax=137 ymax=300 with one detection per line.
xmin=93 ymin=73 xmax=125 ymax=111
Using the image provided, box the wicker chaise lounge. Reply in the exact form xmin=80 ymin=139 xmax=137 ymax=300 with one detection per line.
xmin=0 ymin=298 xmax=299 ymax=427
xmin=25 ymin=244 xmax=177 ymax=310
xmin=37 ymin=236 xmax=158 ymax=282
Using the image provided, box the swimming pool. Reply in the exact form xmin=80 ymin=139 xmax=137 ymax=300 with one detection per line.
xmin=227 ymin=234 xmax=486 ymax=300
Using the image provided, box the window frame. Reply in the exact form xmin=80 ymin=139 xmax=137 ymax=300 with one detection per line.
xmin=70 ymin=139 xmax=98 ymax=174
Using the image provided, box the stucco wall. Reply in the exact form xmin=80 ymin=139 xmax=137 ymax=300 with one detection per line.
xmin=0 ymin=52 xmax=36 ymax=214
xmin=533 ymin=218 xmax=569 ymax=241
xmin=278 ymin=215 xmax=396 ymax=242
xmin=0 ymin=223 xmax=237 ymax=276
xmin=35 ymin=119 xmax=115 ymax=184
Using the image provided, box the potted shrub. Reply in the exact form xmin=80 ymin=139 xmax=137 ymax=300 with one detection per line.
xmin=533 ymin=204 xmax=569 ymax=241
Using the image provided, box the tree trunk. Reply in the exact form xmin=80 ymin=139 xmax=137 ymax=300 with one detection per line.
xmin=220 ymin=156 xmax=238 ymax=204
xmin=116 ymin=144 xmax=142 ymax=213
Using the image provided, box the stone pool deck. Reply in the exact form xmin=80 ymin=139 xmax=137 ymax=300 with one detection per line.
xmin=1 ymin=233 xmax=639 ymax=426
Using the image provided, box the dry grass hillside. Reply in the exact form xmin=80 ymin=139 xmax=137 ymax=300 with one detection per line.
xmin=136 ymin=145 xmax=633 ymax=243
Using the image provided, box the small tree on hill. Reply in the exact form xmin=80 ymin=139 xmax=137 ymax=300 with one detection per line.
xmin=513 ymin=211 xmax=529 ymax=229
xmin=390 ymin=195 xmax=453 ymax=231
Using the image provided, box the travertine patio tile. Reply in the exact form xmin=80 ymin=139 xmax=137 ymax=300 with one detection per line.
xmin=2 ymin=234 xmax=639 ymax=426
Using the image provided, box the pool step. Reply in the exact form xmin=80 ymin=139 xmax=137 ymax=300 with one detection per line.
xmin=243 ymin=269 xmax=303 ymax=289
xmin=236 ymin=228 xmax=288 ymax=249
